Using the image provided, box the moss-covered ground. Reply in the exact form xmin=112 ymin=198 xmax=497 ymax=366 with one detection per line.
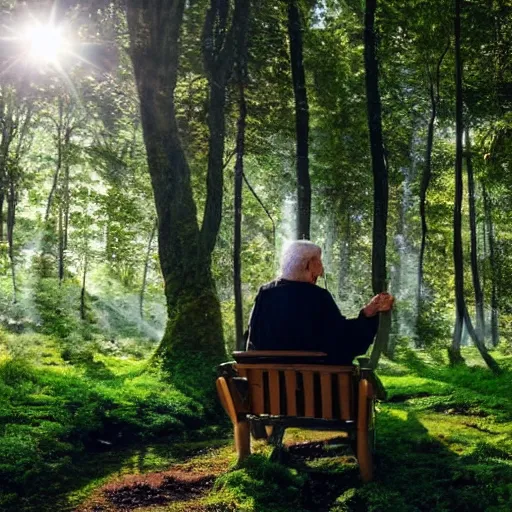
xmin=1 ymin=332 xmax=511 ymax=512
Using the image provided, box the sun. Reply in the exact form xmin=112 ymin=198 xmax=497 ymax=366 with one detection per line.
xmin=24 ymin=22 xmax=63 ymax=64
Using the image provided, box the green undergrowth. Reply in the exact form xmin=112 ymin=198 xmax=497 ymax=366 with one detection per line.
xmin=0 ymin=330 xmax=226 ymax=512
xmin=205 ymin=349 xmax=512 ymax=512
xmin=2 ymin=335 xmax=512 ymax=512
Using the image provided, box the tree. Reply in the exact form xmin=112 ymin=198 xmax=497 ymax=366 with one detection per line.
xmin=417 ymin=42 xmax=449 ymax=340
xmin=126 ymin=1 xmax=248 ymax=394
xmin=233 ymin=1 xmax=250 ymax=351
xmin=364 ymin=0 xmax=391 ymax=368
xmin=450 ymin=0 xmax=500 ymax=374
xmin=288 ymin=0 xmax=311 ymax=240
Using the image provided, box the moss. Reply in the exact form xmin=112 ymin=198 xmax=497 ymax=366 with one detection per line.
xmin=155 ymin=287 xmax=227 ymax=403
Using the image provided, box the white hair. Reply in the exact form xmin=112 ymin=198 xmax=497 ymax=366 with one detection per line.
xmin=280 ymin=240 xmax=322 ymax=281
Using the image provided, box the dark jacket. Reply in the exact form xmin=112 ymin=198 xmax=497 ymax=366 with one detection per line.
xmin=246 ymin=279 xmax=378 ymax=364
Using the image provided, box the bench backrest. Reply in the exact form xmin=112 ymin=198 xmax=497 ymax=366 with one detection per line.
xmin=235 ymin=362 xmax=356 ymax=421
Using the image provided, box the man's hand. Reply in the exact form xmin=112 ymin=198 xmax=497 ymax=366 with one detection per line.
xmin=362 ymin=292 xmax=395 ymax=318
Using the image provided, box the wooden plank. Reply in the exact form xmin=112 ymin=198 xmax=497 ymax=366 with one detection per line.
xmin=237 ymin=368 xmax=248 ymax=378
xmin=216 ymin=377 xmax=237 ymax=424
xmin=236 ymin=363 xmax=355 ymax=373
xmin=302 ymin=371 xmax=315 ymax=417
xmin=250 ymin=369 xmax=265 ymax=414
xmin=268 ymin=370 xmax=280 ymax=415
xmin=284 ymin=370 xmax=297 ymax=416
xmin=233 ymin=351 xmax=327 ymax=357
xmin=320 ymin=372 xmax=333 ymax=419
xmin=339 ymin=372 xmax=351 ymax=420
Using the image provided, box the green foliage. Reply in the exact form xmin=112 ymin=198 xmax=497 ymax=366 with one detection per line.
xmin=0 ymin=332 xmax=210 ymax=511
xmin=211 ymin=455 xmax=306 ymax=512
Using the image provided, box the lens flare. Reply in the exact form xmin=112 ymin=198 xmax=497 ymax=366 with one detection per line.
xmin=25 ymin=23 xmax=63 ymax=63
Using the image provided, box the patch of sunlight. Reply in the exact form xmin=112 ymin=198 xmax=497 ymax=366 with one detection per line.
xmin=382 ymin=375 xmax=449 ymax=390
xmin=388 ymin=408 xmax=408 ymax=421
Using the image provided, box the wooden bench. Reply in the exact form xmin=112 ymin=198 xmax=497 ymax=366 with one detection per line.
xmin=216 ymin=351 xmax=385 ymax=482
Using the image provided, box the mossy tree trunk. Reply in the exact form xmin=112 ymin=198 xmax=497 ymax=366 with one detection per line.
xmin=126 ymin=1 xmax=245 ymax=395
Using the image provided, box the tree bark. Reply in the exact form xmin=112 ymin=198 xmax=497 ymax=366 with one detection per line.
xmin=451 ymin=0 xmax=500 ymax=374
xmin=7 ymin=178 xmax=16 ymax=303
xmin=140 ymin=218 xmax=157 ymax=320
xmin=233 ymin=2 xmax=250 ymax=351
xmin=465 ymin=127 xmax=485 ymax=341
xmin=364 ymin=0 xmax=390 ymax=369
xmin=482 ymin=182 xmax=499 ymax=347
xmin=45 ymin=101 xmax=64 ymax=223
xmin=417 ymin=43 xmax=449 ymax=337
xmin=287 ymin=0 xmax=311 ymax=240
xmin=80 ymin=249 xmax=88 ymax=321
xmin=451 ymin=0 xmax=465 ymax=364
xmin=126 ymin=1 xmax=249 ymax=393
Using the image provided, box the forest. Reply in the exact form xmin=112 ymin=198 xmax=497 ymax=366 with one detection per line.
xmin=0 ymin=0 xmax=511 ymax=511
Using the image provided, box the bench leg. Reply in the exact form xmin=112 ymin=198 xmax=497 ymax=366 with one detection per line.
xmin=235 ymin=421 xmax=251 ymax=463
xmin=357 ymin=429 xmax=373 ymax=483
xmin=357 ymin=378 xmax=374 ymax=483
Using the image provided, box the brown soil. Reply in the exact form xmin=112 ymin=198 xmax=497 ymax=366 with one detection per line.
xmin=77 ymin=469 xmax=216 ymax=512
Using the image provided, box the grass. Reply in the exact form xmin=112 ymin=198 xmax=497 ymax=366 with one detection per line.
xmin=1 ymin=329 xmax=511 ymax=512
xmin=0 ymin=329 xmax=226 ymax=512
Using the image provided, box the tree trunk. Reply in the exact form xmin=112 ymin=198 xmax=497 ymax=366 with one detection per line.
xmin=482 ymin=182 xmax=499 ymax=347
xmin=126 ymin=1 xmax=250 ymax=394
xmin=7 ymin=179 xmax=16 ymax=303
xmin=465 ymin=127 xmax=485 ymax=341
xmin=58 ymin=204 xmax=64 ymax=284
xmin=45 ymin=101 xmax=64 ymax=223
xmin=140 ymin=218 xmax=157 ymax=320
xmin=80 ymin=250 xmax=88 ymax=321
xmin=233 ymin=3 xmax=250 ymax=351
xmin=0 ymin=193 xmax=4 ymax=242
xmin=288 ymin=0 xmax=311 ymax=240
xmin=364 ymin=0 xmax=390 ymax=369
xmin=417 ymin=44 xmax=449 ymax=337
xmin=451 ymin=0 xmax=465 ymax=364
xmin=451 ymin=0 xmax=500 ymax=374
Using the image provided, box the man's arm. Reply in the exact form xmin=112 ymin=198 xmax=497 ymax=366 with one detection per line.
xmin=320 ymin=291 xmax=379 ymax=363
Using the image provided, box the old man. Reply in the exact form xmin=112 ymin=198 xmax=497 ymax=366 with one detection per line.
xmin=246 ymin=240 xmax=394 ymax=364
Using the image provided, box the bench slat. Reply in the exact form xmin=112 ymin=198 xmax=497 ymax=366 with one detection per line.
xmin=268 ymin=370 xmax=280 ymax=415
xmin=302 ymin=371 xmax=315 ymax=417
xmin=284 ymin=370 xmax=297 ymax=416
xmin=320 ymin=372 xmax=333 ymax=419
xmin=237 ymin=363 xmax=354 ymax=373
xmin=250 ymin=369 xmax=265 ymax=414
xmin=339 ymin=372 xmax=351 ymax=420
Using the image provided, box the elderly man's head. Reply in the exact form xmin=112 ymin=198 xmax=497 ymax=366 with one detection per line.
xmin=280 ymin=240 xmax=324 ymax=284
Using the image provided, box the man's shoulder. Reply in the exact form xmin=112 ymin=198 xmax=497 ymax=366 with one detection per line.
xmin=259 ymin=279 xmax=331 ymax=297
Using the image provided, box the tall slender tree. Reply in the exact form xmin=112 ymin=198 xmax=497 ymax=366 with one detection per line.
xmin=288 ymin=0 xmax=311 ymax=240
xmin=364 ymin=0 xmax=391 ymax=369
xmin=450 ymin=0 xmax=500 ymax=373
xmin=482 ymin=181 xmax=499 ymax=347
xmin=233 ymin=1 xmax=250 ymax=351
xmin=465 ymin=127 xmax=485 ymax=341
xmin=417 ymin=43 xmax=449 ymax=340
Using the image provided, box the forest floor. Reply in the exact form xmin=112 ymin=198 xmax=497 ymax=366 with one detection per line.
xmin=72 ymin=350 xmax=512 ymax=512
xmin=1 ymin=334 xmax=511 ymax=512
